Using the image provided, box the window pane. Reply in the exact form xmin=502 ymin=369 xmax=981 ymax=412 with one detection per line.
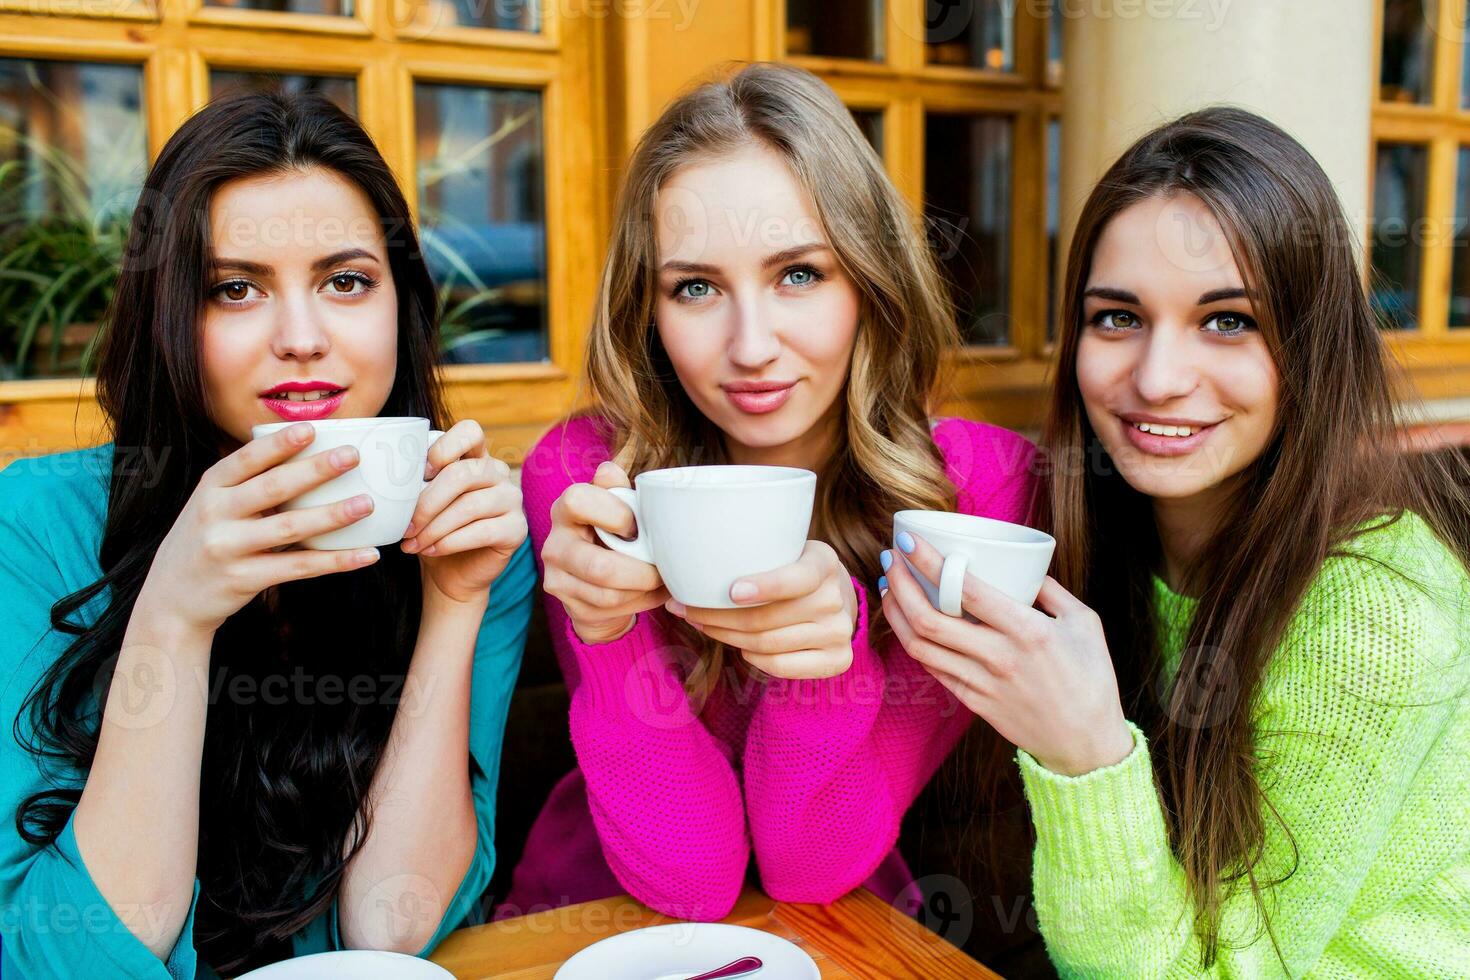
xmin=787 ymin=0 xmax=883 ymax=61
xmin=1370 ymin=142 xmax=1429 ymax=330
xmin=1048 ymin=0 xmax=1064 ymax=86
xmin=925 ymin=112 xmax=1012 ymax=346
xmin=435 ymin=0 xmax=540 ymax=32
xmin=206 ymin=0 xmax=350 ymax=15
xmin=1046 ymin=118 xmax=1061 ymax=344
xmin=1380 ymin=0 xmax=1437 ymax=103
xmin=415 ymin=83 xmax=548 ymax=363
xmin=0 ymin=58 xmax=146 ymax=381
xmin=851 ymin=108 xmax=883 ymax=154
xmin=1451 ymin=147 xmax=1470 ymax=327
xmin=926 ymin=0 xmax=1014 ymax=70
xmin=211 ymin=71 xmax=357 ymax=117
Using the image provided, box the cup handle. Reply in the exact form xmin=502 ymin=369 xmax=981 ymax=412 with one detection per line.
xmin=422 ymin=430 xmax=447 ymax=488
xmin=938 ymin=553 xmax=969 ymax=617
xmin=592 ymin=486 xmax=655 ymax=565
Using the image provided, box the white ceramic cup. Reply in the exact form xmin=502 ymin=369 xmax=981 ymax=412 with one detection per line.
xmin=893 ymin=510 xmax=1056 ymax=616
xmin=593 ymin=465 xmax=816 ymax=609
xmin=250 ymin=416 xmax=445 ymax=551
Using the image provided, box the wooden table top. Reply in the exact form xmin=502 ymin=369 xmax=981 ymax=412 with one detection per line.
xmin=429 ymin=887 xmax=1003 ymax=979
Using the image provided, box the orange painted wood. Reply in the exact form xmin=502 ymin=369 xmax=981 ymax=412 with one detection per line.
xmin=428 ymin=887 xmax=1000 ymax=980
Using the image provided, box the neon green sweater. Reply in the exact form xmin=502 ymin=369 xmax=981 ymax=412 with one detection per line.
xmin=1018 ymin=511 xmax=1470 ymax=978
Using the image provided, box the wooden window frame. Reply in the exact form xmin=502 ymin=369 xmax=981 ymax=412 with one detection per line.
xmin=0 ymin=0 xmax=606 ymax=464
xmin=1370 ymin=0 xmax=1470 ymax=403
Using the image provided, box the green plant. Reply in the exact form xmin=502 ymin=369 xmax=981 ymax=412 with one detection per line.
xmin=0 ymin=67 xmax=141 ymax=380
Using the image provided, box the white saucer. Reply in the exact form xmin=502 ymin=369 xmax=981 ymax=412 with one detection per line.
xmin=553 ymin=922 xmax=820 ymax=980
xmin=234 ymin=949 xmax=455 ymax=979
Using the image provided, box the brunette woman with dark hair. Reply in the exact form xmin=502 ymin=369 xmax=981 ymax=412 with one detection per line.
xmin=0 ymin=91 xmax=533 ymax=977
xmin=883 ymin=107 xmax=1470 ymax=976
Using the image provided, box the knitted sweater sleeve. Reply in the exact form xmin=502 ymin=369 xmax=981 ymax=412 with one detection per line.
xmin=1018 ymin=516 xmax=1470 ymax=978
xmin=745 ymin=419 xmax=1042 ymax=903
xmin=519 ymin=419 xmax=749 ymax=921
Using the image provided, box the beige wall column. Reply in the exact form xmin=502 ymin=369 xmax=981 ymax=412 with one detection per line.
xmin=1059 ymin=0 xmax=1376 ymax=257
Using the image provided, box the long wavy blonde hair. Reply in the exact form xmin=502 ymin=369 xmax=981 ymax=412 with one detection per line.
xmin=585 ymin=62 xmax=959 ymax=706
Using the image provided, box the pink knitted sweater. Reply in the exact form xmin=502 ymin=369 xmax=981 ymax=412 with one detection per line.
xmin=499 ymin=415 xmax=1039 ymax=921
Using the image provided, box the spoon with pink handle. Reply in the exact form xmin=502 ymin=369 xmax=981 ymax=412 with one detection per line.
xmin=679 ymin=956 xmax=763 ymax=980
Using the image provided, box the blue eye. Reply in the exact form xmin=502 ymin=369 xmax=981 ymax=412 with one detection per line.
xmin=1203 ymin=312 xmax=1256 ymax=336
xmin=782 ymin=265 xmax=826 ymax=288
xmin=672 ymin=278 xmax=712 ymax=301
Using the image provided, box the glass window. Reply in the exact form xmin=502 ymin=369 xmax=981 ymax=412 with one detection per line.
xmin=1370 ymin=142 xmax=1429 ymax=330
xmin=925 ymin=112 xmax=1012 ymax=346
xmin=787 ymin=0 xmax=883 ymax=61
xmin=1048 ymin=0 xmax=1064 ymax=86
xmin=1046 ymin=117 xmax=1061 ymax=343
xmin=211 ymin=71 xmax=357 ymax=117
xmin=851 ymin=108 xmax=883 ymax=154
xmin=415 ymin=82 xmax=548 ymax=363
xmin=926 ymin=0 xmax=1013 ymax=70
xmin=442 ymin=0 xmax=539 ymax=31
xmin=1380 ymin=0 xmax=1437 ymax=103
xmin=0 ymin=58 xmax=146 ymax=380
xmin=205 ymin=0 xmax=351 ymax=15
xmin=1450 ymin=146 xmax=1470 ymax=327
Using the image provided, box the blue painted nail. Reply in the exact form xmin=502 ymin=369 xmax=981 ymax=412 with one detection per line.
xmin=878 ymin=575 xmax=888 ymax=592
xmin=880 ymin=550 xmax=892 ymax=573
xmin=896 ymin=531 xmax=915 ymax=554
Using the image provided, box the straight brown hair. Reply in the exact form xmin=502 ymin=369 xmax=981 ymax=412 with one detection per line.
xmin=1041 ymin=106 xmax=1470 ymax=966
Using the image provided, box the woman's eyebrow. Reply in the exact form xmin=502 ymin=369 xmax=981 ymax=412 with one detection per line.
xmin=1083 ymin=285 xmax=1141 ymax=304
xmin=209 ymin=248 xmax=381 ymax=276
xmin=659 ymin=243 xmax=831 ymax=276
xmin=1197 ymin=286 xmax=1252 ymax=304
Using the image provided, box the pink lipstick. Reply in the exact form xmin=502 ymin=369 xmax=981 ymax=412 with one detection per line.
xmin=722 ymin=379 xmax=798 ymax=415
xmin=260 ymin=380 xmax=347 ymax=422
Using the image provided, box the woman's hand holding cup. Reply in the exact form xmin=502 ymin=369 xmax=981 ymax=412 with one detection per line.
xmin=665 ymin=540 xmax=859 ymax=680
xmin=400 ymin=419 xmax=529 ymax=605
xmin=542 ymin=461 xmax=671 ymax=645
xmin=137 ymin=421 xmax=381 ymax=639
xmin=881 ymin=530 xmax=1133 ymax=777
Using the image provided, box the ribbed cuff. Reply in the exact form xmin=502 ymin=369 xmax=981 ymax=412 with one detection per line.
xmin=1017 ymin=721 xmax=1170 ymax=884
xmin=566 ymin=613 xmax=698 ymax=726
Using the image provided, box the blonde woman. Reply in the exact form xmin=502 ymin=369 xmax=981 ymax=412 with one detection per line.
xmin=501 ymin=63 xmax=1039 ymax=921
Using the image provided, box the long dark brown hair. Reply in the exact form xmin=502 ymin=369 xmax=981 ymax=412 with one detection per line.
xmin=14 ymin=91 xmax=448 ymax=973
xmin=1042 ymin=106 xmax=1470 ymax=966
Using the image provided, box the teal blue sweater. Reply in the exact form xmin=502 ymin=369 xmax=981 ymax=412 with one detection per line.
xmin=0 ymin=445 xmax=535 ymax=978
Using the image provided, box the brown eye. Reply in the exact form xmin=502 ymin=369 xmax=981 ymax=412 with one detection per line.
xmin=331 ymin=274 xmax=357 ymax=293
xmin=222 ymin=282 xmax=250 ymax=302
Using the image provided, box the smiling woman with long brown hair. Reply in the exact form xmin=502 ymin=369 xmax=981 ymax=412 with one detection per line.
xmin=881 ymin=107 xmax=1470 ymax=976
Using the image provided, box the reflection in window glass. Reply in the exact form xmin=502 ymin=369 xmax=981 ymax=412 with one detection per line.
xmin=205 ymin=0 xmax=350 ymax=15
xmin=851 ymin=108 xmax=883 ymax=155
xmin=0 ymin=58 xmax=146 ymax=380
xmin=787 ymin=0 xmax=882 ymax=61
xmin=415 ymin=83 xmax=548 ymax=363
xmin=1046 ymin=118 xmax=1061 ymax=343
xmin=1450 ymin=147 xmax=1470 ymax=327
xmin=1048 ymin=0 xmax=1064 ymax=86
xmin=926 ymin=0 xmax=1013 ymax=69
xmin=1380 ymin=0 xmax=1436 ymax=103
xmin=211 ymin=71 xmax=357 ymax=117
xmin=419 ymin=0 xmax=540 ymax=32
xmin=1370 ymin=142 xmax=1429 ymax=330
xmin=925 ymin=112 xmax=1012 ymax=346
